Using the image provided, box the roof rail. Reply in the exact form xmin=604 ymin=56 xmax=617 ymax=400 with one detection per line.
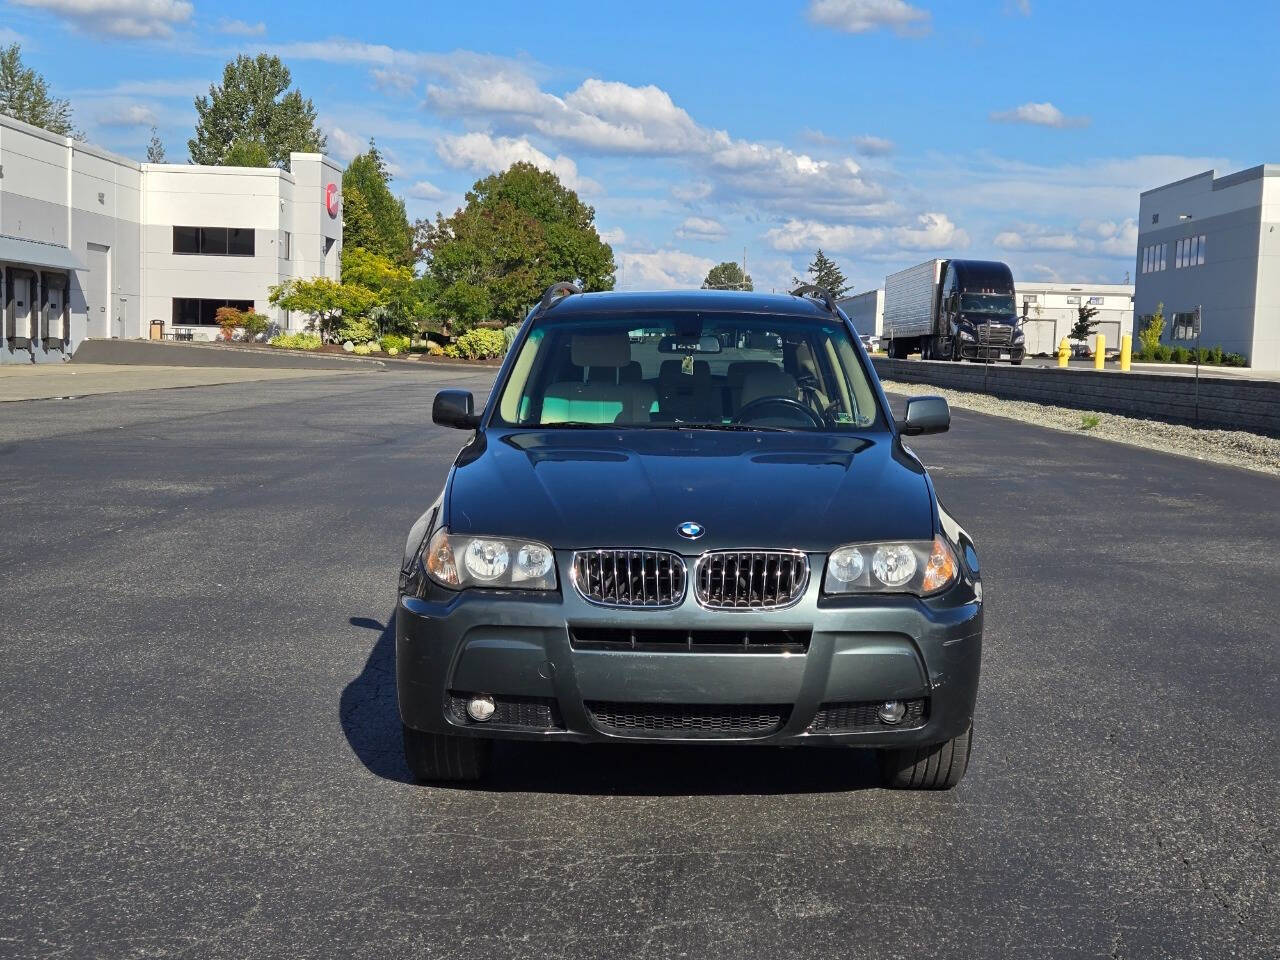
xmin=790 ymin=284 xmax=840 ymax=315
xmin=534 ymin=281 xmax=582 ymax=318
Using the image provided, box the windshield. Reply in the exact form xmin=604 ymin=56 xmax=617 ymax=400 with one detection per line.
xmin=494 ymin=311 xmax=882 ymax=432
xmin=960 ymin=293 xmax=1017 ymax=315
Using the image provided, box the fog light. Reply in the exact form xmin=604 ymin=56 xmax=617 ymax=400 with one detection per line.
xmin=878 ymin=700 xmax=907 ymax=725
xmin=466 ymin=695 xmax=496 ymax=722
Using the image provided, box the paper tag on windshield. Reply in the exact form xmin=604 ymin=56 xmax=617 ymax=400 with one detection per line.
xmin=681 ymin=354 xmax=694 ymax=375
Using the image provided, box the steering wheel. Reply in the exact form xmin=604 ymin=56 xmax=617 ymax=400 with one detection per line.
xmin=733 ymin=396 xmax=824 ymax=429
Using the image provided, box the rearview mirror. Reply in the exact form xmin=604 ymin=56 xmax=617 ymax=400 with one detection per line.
xmin=658 ymin=335 xmax=721 ymax=354
xmin=433 ymin=389 xmax=479 ymax=429
xmin=898 ymin=396 xmax=950 ymax=436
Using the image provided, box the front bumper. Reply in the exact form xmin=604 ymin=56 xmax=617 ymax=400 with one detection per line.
xmin=397 ymin=552 xmax=981 ymax=748
xmin=959 ymin=343 xmax=1024 ymax=361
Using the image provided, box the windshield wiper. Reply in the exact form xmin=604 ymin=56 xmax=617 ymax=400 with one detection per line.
xmin=658 ymin=422 xmax=790 ymax=433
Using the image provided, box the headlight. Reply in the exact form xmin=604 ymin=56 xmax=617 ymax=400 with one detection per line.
xmin=425 ymin=529 xmax=557 ymax=591
xmin=958 ymin=329 xmax=975 ymax=341
xmin=823 ymin=536 xmax=958 ymax=596
xmin=1013 ymin=329 xmax=1026 ymax=343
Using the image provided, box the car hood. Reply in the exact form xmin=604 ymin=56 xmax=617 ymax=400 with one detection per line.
xmin=445 ymin=429 xmax=935 ymax=552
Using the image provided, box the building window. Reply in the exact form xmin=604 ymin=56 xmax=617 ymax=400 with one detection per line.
xmin=1175 ymin=235 xmax=1207 ymax=269
xmin=1197 ymin=234 xmax=1206 ymax=265
xmin=1022 ymin=294 xmax=1038 ymax=304
xmin=172 ymin=226 xmax=256 ymax=257
xmin=1141 ymin=244 xmax=1167 ymax=274
xmin=1087 ymin=296 xmax=1104 ymax=305
xmin=281 ymin=231 xmax=291 ymax=261
xmin=171 ymin=298 xmax=254 ymax=326
xmin=1066 ymin=296 xmax=1080 ymax=304
xmin=1151 ymin=213 xmax=1159 ymax=225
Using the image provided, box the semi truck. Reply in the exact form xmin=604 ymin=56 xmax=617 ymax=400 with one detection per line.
xmin=882 ymin=259 xmax=1025 ymax=364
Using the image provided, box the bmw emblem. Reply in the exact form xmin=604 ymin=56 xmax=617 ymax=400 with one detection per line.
xmin=677 ymin=521 xmax=705 ymax=540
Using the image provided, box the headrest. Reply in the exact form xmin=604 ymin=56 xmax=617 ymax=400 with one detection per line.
xmin=727 ymin=360 xmax=779 ymax=387
xmin=571 ymin=332 xmax=630 ymax=368
xmin=739 ymin=366 xmax=797 ymax=407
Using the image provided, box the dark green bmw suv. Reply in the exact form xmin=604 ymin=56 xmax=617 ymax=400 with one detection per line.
xmin=397 ymin=284 xmax=981 ymax=789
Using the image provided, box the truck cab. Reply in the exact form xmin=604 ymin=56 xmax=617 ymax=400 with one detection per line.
xmin=935 ymin=260 xmax=1024 ymax=364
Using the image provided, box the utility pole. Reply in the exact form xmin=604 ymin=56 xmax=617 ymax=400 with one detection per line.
xmin=742 ymin=247 xmax=748 ymax=291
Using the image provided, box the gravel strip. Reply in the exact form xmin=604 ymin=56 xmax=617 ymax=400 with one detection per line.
xmin=880 ymin=379 xmax=1280 ymax=476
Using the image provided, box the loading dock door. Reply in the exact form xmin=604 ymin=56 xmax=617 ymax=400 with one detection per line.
xmin=10 ymin=273 xmax=33 ymax=345
xmin=85 ymin=243 xmax=111 ymax=338
xmin=1091 ymin=321 xmax=1122 ymax=355
xmin=1023 ymin=319 xmax=1058 ymax=356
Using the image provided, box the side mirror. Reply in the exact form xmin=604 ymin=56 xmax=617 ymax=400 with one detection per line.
xmin=898 ymin=395 xmax=950 ymax=436
xmin=432 ymin=389 xmax=480 ymax=429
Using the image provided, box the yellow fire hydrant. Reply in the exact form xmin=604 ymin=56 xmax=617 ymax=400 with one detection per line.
xmin=1094 ymin=333 xmax=1106 ymax=370
xmin=1058 ymin=338 xmax=1070 ymax=367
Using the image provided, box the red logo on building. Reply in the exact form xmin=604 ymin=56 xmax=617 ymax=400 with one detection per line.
xmin=325 ymin=183 xmax=340 ymax=218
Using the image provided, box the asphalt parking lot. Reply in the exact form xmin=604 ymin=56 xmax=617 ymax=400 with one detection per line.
xmin=2 ymin=370 xmax=1276 ymax=959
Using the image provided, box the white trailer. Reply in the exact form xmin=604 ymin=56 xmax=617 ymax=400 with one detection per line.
xmin=883 ymin=259 xmax=943 ymax=345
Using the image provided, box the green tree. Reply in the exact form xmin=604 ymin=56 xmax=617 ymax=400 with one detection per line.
xmin=189 ymin=54 xmax=325 ymax=167
xmin=342 ymin=141 xmax=412 ymax=267
xmin=702 ymin=261 xmax=753 ymax=291
xmin=1137 ymin=302 xmax=1165 ymax=357
xmin=421 ymin=162 xmax=615 ymax=332
xmin=340 ymin=246 xmax=429 ymax=335
xmin=268 ymin=276 xmax=377 ymax=341
xmin=0 ymin=43 xmax=80 ymax=138
xmin=1069 ymin=304 xmax=1101 ymax=344
xmin=793 ymin=249 xmax=851 ymax=297
xmin=222 ymin=139 xmax=272 ymax=167
xmin=146 ymin=126 xmax=166 ymax=163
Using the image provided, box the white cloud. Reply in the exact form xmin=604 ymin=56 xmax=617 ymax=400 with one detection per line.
xmin=807 ymin=0 xmax=930 ymax=35
xmin=0 ymin=26 xmax=23 ymax=44
xmin=616 ymin=249 xmax=715 ymax=290
xmin=406 ymin=180 xmax=443 ymax=200
xmin=435 ymin=132 xmax=600 ymax=194
xmin=599 ymin=226 xmax=626 ymax=246
xmin=995 ymin=218 xmax=1138 ymax=256
xmin=990 ymin=101 xmax=1089 ymax=128
xmin=97 ymin=103 xmax=157 ymax=127
xmin=215 ymin=18 xmax=265 ymax=36
xmin=764 ymin=212 xmax=968 ymax=254
xmin=675 ymin=216 xmax=727 ymax=242
xmin=853 ymin=134 xmax=895 ymax=156
xmin=372 ymin=68 xmax=417 ymax=96
xmin=325 ymin=125 xmax=366 ymax=163
xmin=10 ymin=0 xmax=194 ymax=38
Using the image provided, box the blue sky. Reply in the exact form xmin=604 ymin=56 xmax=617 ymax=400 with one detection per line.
xmin=2 ymin=0 xmax=1276 ymax=293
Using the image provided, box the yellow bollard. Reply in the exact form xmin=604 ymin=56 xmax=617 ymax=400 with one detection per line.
xmin=1094 ymin=332 xmax=1106 ymax=369
xmin=1058 ymin=338 xmax=1070 ymax=367
xmin=1120 ymin=334 xmax=1132 ymax=372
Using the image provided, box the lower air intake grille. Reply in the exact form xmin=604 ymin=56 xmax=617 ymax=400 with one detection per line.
xmin=807 ymin=699 xmax=928 ymax=732
xmin=694 ymin=551 xmax=809 ymax=609
xmin=586 ymin=702 xmax=789 ymax=738
xmin=447 ymin=693 xmax=562 ymax=729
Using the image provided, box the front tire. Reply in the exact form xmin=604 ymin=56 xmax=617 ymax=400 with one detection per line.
xmin=879 ymin=725 xmax=972 ymax=790
xmin=402 ymin=724 xmax=491 ymax=782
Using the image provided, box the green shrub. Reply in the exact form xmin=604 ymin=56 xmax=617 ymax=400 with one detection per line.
xmin=1210 ymin=346 xmax=1224 ymax=365
xmin=501 ymin=323 xmax=521 ymax=354
xmin=352 ymin=343 xmax=373 ymax=356
xmin=425 ymin=341 xmax=445 ymax=356
xmin=1137 ymin=306 xmax=1164 ymax=358
xmin=1152 ymin=344 xmax=1171 ymax=362
xmin=268 ymin=332 xmax=322 ymax=350
xmin=1079 ymin=414 xmax=1100 ymax=431
xmin=1223 ymin=352 xmax=1247 ymax=367
xmin=1170 ymin=346 xmax=1191 ymax=364
xmin=335 ymin=315 xmax=377 ymax=344
xmin=380 ymin=333 xmax=411 ymax=353
xmin=240 ymin=311 xmax=269 ymax=342
xmin=452 ymin=328 xmax=507 ymax=360
xmin=442 ymin=344 xmax=460 ymax=358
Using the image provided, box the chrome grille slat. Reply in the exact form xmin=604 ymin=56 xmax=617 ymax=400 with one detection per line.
xmin=694 ymin=550 xmax=809 ymax=610
xmin=573 ymin=549 xmax=686 ymax=608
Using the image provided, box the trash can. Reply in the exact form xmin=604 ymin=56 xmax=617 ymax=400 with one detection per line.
xmin=149 ymin=319 xmax=164 ymax=340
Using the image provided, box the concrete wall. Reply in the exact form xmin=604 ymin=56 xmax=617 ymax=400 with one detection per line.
xmin=871 ymin=357 xmax=1280 ymax=436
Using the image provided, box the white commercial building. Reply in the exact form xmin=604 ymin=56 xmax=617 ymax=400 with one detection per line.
xmin=1 ymin=112 xmax=341 ymax=364
xmin=1013 ymin=282 xmax=1134 ymax=356
xmin=837 ymin=288 xmax=884 ymax=341
xmin=1135 ymin=164 xmax=1280 ymax=369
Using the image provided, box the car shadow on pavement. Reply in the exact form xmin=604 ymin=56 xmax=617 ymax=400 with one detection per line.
xmin=341 ymin=612 xmax=882 ymax=795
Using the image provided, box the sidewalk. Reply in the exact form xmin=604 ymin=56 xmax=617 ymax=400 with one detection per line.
xmin=0 ymin=364 xmax=360 ymax=402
